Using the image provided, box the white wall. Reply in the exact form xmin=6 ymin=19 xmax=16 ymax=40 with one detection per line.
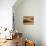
xmin=0 ymin=0 xmax=46 ymax=46
xmin=13 ymin=0 xmax=41 ymax=46
xmin=41 ymin=0 xmax=46 ymax=46
xmin=0 ymin=0 xmax=16 ymax=29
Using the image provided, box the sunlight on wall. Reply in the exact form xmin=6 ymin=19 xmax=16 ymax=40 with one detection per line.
xmin=0 ymin=8 xmax=12 ymax=29
xmin=0 ymin=0 xmax=16 ymax=30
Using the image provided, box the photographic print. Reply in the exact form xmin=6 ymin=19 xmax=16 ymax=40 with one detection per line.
xmin=23 ymin=16 xmax=34 ymax=25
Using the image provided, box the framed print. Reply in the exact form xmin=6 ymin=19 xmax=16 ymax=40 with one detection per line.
xmin=23 ymin=16 xmax=34 ymax=25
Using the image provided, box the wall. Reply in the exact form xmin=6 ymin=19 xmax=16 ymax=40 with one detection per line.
xmin=13 ymin=0 xmax=41 ymax=46
xmin=0 ymin=0 xmax=16 ymax=30
xmin=0 ymin=0 xmax=17 ymax=39
xmin=0 ymin=0 xmax=46 ymax=46
xmin=41 ymin=0 xmax=46 ymax=46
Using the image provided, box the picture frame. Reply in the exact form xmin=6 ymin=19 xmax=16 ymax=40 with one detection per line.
xmin=23 ymin=16 xmax=34 ymax=25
